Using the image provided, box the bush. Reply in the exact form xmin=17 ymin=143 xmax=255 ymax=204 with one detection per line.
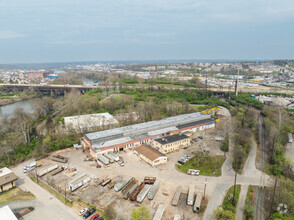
xmin=104 ymin=203 xmax=117 ymax=220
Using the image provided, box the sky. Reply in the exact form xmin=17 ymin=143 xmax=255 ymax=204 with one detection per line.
xmin=0 ymin=0 xmax=294 ymax=63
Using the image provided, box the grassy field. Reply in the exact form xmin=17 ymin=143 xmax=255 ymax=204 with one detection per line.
xmin=243 ymin=185 xmax=254 ymax=220
xmin=30 ymin=176 xmax=73 ymax=207
xmin=0 ymin=187 xmax=35 ymax=204
xmin=176 ymin=155 xmax=226 ymax=176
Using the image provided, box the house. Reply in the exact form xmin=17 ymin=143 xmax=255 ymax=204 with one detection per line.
xmin=134 ymin=144 xmax=168 ymax=166
xmin=0 ymin=167 xmax=18 ymax=193
xmin=151 ymin=134 xmax=191 ymax=153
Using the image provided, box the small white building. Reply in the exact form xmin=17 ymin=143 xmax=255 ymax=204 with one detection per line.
xmin=64 ymin=112 xmax=118 ymax=133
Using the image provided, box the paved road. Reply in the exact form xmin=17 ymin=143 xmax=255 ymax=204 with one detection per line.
xmin=12 ymin=162 xmax=79 ymax=220
xmin=236 ymin=185 xmax=248 ymax=220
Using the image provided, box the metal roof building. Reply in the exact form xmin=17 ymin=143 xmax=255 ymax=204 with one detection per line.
xmin=82 ymin=112 xmax=215 ymax=154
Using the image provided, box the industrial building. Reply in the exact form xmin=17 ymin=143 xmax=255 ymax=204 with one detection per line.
xmin=134 ymin=144 xmax=168 ymax=166
xmin=0 ymin=167 xmax=18 ymax=193
xmin=82 ymin=112 xmax=215 ymax=158
xmin=152 ymin=134 xmax=191 ymax=153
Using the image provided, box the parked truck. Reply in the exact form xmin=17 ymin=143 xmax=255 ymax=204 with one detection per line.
xmin=37 ymin=164 xmax=58 ymax=176
xmin=97 ymin=154 xmax=109 ymax=165
xmin=137 ymin=185 xmax=151 ymax=203
xmin=114 ymin=177 xmax=132 ymax=192
xmin=288 ymin=133 xmax=293 ymax=143
xmin=148 ymin=180 xmax=160 ymax=200
xmin=51 ymin=155 xmax=68 ymax=163
xmin=108 ymin=152 xmax=119 ymax=161
xmin=23 ymin=161 xmax=37 ymax=173
xmin=193 ymin=193 xmax=203 ymax=213
xmin=187 ymin=186 xmax=195 ymax=206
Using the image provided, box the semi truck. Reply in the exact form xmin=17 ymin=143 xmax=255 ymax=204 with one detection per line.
xmin=23 ymin=161 xmax=37 ymax=173
xmin=37 ymin=164 xmax=58 ymax=176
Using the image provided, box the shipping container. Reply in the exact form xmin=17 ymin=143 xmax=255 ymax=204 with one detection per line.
xmin=153 ymin=204 xmax=165 ymax=220
xmin=171 ymin=186 xmax=182 ymax=206
xmin=37 ymin=164 xmax=58 ymax=176
xmin=124 ymin=181 xmax=139 ymax=199
xmin=187 ymin=186 xmax=195 ymax=206
xmin=193 ymin=193 xmax=203 ymax=213
xmin=97 ymin=154 xmax=109 ymax=165
xmin=114 ymin=177 xmax=132 ymax=192
xmin=148 ymin=180 xmax=160 ymax=200
xmin=137 ymin=185 xmax=151 ymax=203
xmin=108 ymin=152 xmax=119 ymax=161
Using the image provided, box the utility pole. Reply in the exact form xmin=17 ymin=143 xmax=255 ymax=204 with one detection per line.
xmin=269 ymin=176 xmax=278 ymax=218
xmin=64 ymin=182 xmax=67 ymax=204
xmin=203 ymin=178 xmax=208 ymax=200
xmin=235 ymin=68 xmax=240 ymax=96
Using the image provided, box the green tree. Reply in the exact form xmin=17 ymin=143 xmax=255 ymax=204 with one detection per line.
xmin=131 ymin=205 xmax=150 ymax=220
xmin=213 ymin=208 xmax=235 ymax=220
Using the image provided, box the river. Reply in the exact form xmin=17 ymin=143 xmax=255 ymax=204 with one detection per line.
xmin=0 ymin=99 xmax=39 ymax=119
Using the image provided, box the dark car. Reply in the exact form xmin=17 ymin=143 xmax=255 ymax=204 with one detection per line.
xmin=178 ymin=160 xmax=184 ymax=165
xmin=83 ymin=208 xmax=96 ymax=219
xmin=198 ymin=136 xmax=203 ymax=139
xmin=97 ymin=217 xmax=104 ymax=220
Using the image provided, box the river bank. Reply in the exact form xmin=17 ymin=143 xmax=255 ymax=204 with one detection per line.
xmin=0 ymin=97 xmax=23 ymax=106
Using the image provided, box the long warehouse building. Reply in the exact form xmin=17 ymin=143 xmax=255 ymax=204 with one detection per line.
xmin=81 ymin=112 xmax=215 ymax=157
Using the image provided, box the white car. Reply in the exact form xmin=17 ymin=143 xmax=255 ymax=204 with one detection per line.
xmin=79 ymin=208 xmax=87 ymax=216
xmin=118 ymin=161 xmax=124 ymax=166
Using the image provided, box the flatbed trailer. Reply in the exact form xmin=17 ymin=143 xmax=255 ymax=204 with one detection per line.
xmin=51 ymin=155 xmax=68 ymax=163
xmin=144 ymin=176 xmax=156 ymax=184
xmin=171 ymin=186 xmax=182 ymax=206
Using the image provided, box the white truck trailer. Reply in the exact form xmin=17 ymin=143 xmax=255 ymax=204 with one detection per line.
xmin=114 ymin=177 xmax=132 ymax=192
xmin=193 ymin=193 xmax=203 ymax=213
xmin=108 ymin=152 xmax=119 ymax=161
xmin=148 ymin=180 xmax=160 ymax=200
xmin=187 ymin=186 xmax=195 ymax=206
xmin=137 ymin=185 xmax=151 ymax=203
xmin=153 ymin=204 xmax=165 ymax=220
xmin=68 ymin=173 xmax=91 ymax=191
xmin=97 ymin=154 xmax=109 ymax=165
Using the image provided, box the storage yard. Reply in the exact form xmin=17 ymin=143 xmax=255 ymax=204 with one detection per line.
xmin=23 ymin=110 xmax=229 ymax=219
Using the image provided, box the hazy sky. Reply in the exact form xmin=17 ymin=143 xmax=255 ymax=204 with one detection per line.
xmin=1 ymin=0 xmax=294 ymax=63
